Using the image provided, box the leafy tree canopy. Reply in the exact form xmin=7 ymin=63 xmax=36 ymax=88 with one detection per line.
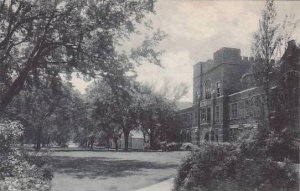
xmin=0 ymin=0 xmax=160 ymax=112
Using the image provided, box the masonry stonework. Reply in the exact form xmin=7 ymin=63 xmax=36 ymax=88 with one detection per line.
xmin=177 ymin=42 xmax=300 ymax=143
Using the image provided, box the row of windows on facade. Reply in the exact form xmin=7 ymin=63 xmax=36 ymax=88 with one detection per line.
xmin=231 ymin=89 xmax=299 ymax=120
xmin=199 ymin=106 xmax=219 ymax=124
xmin=195 ymin=88 xmax=298 ymax=125
xmin=204 ymin=129 xmax=219 ymax=142
xmin=199 ymin=95 xmax=265 ymax=124
xmin=202 ymin=81 xmax=221 ymax=100
xmin=230 ymin=95 xmax=263 ymax=120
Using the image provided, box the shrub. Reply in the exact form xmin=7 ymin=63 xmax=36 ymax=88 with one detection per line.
xmin=234 ymin=158 xmax=299 ymax=191
xmin=173 ymin=155 xmax=193 ymax=191
xmin=0 ymin=119 xmax=52 ymax=191
xmin=174 ymin=143 xmax=238 ymax=191
xmin=165 ymin=142 xmax=182 ymax=151
xmin=0 ymin=120 xmax=23 ymax=153
xmin=237 ymin=127 xmax=299 ymax=163
xmin=174 ymin=142 xmax=299 ymax=191
xmin=265 ymin=130 xmax=299 ymax=163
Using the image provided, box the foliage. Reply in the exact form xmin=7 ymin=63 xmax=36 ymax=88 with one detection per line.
xmin=161 ymin=142 xmax=181 ymax=151
xmin=1 ymin=0 xmax=165 ymax=152
xmin=0 ymin=0 xmax=159 ymax=112
xmin=265 ymin=130 xmax=299 ymax=163
xmin=137 ymin=84 xmax=178 ymax=149
xmin=234 ymin=158 xmax=298 ymax=191
xmin=251 ymin=0 xmax=299 ymax=132
xmin=87 ymin=80 xmax=180 ymax=150
xmin=0 ymin=119 xmax=52 ymax=191
xmin=0 ymin=120 xmax=23 ymax=153
xmin=239 ymin=127 xmax=299 ymax=163
xmin=86 ymin=80 xmax=129 ymax=149
xmin=174 ymin=0 xmax=300 ymax=190
xmin=174 ymin=143 xmax=237 ymax=191
xmin=174 ymin=142 xmax=299 ymax=191
xmin=6 ymin=80 xmax=78 ymax=149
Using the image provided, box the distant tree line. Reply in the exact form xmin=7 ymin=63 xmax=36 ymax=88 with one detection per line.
xmin=85 ymin=79 xmax=184 ymax=151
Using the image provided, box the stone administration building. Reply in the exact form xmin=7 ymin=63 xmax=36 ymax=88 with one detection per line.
xmin=177 ymin=41 xmax=299 ymax=144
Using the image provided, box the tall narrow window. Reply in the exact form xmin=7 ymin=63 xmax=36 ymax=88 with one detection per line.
xmin=207 ymin=107 xmax=211 ymax=123
xmin=238 ymin=101 xmax=245 ymax=118
xmin=230 ymin=103 xmax=237 ymax=119
xmin=253 ymin=96 xmax=262 ymax=117
xmin=245 ymin=99 xmax=250 ymax=117
xmin=215 ymin=129 xmax=219 ymax=142
xmin=200 ymin=108 xmax=206 ymax=123
xmin=205 ymin=80 xmax=212 ymax=99
xmin=215 ymin=105 xmax=220 ymax=122
xmin=216 ymin=82 xmax=221 ymax=97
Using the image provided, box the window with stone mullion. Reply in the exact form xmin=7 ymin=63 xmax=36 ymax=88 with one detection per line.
xmin=205 ymin=80 xmax=212 ymax=99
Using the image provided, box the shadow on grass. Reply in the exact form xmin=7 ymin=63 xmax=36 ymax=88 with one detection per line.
xmin=50 ymin=156 xmax=177 ymax=179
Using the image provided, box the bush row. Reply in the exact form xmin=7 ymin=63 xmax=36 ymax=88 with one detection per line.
xmin=0 ymin=120 xmax=53 ymax=191
xmin=174 ymin=140 xmax=299 ymax=191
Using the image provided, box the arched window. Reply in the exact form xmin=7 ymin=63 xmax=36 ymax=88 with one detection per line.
xmin=205 ymin=80 xmax=212 ymax=99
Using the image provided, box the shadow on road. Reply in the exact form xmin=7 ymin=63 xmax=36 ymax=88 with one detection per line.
xmin=50 ymin=156 xmax=177 ymax=179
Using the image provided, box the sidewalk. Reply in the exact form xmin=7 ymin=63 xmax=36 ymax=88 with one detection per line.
xmin=134 ymin=178 xmax=174 ymax=191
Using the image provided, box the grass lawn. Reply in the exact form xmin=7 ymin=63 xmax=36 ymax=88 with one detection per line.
xmin=50 ymin=151 xmax=189 ymax=191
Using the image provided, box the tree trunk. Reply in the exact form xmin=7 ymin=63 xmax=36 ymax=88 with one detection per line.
xmin=36 ymin=127 xmax=42 ymax=151
xmin=20 ymin=135 xmax=24 ymax=146
xmin=0 ymin=62 xmax=33 ymax=113
xmin=106 ymin=137 xmax=110 ymax=151
xmin=90 ymin=137 xmax=94 ymax=150
xmin=149 ymin=130 xmax=154 ymax=150
xmin=47 ymin=136 xmax=51 ymax=146
xmin=123 ymin=129 xmax=130 ymax=151
xmin=114 ymin=137 xmax=118 ymax=151
xmin=0 ymin=40 xmax=45 ymax=113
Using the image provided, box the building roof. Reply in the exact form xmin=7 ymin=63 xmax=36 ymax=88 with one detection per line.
xmin=130 ymin=130 xmax=144 ymax=139
xmin=176 ymin=101 xmax=193 ymax=110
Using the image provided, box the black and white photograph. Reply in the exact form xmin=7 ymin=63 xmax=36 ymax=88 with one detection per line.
xmin=0 ymin=0 xmax=299 ymax=191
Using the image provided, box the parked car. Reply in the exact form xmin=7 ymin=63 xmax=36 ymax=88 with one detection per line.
xmin=180 ymin=142 xmax=198 ymax=151
xmin=165 ymin=142 xmax=182 ymax=151
xmin=159 ymin=141 xmax=168 ymax=151
xmin=160 ymin=141 xmax=182 ymax=151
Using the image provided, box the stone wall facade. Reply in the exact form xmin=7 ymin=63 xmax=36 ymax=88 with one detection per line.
xmin=176 ymin=42 xmax=299 ymax=143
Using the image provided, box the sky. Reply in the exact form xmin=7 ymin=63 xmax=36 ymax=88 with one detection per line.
xmin=73 ymin=0 xmax=300 ymax=102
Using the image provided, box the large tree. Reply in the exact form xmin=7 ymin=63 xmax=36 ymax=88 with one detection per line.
xmin=7 ymin=78 xmax=75 ymax=150
xmin=87 ymin=78 xmax=139 ymax=151
xmin=248 ymin=0 xmax=299 ymax=163
xmin=137 ymin=85 xmax=178 ymax=149
xmin=0 ymin=0 xmax=158 ymax=112
xmin=251 ymin=0 xmax=287 ymax=130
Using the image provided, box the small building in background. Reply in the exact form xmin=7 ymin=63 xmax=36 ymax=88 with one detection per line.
xmin=110 ymin=130 xmax=148 ymax=150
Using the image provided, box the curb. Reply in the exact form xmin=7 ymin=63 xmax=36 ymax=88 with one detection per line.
xmin=134 ymin=178 xmax=174 ymax=191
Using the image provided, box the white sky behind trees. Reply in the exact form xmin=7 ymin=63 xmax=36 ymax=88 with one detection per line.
xmin=73 ymin=0 xmax=300 ymax=102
